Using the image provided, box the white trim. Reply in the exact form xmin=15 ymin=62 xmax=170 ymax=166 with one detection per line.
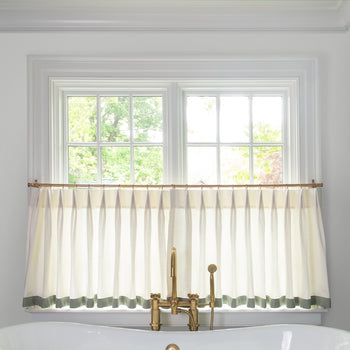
xmin=28 ymin=56 xmax=319 ymax=184
xmin=1 ymin=0 xmax=349 ymax=32
xmin=26 ymin=308 xmax=325 ymax=328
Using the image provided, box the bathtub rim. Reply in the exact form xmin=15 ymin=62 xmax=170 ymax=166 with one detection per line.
xmin=0 ymin=321 xmax=349 ymax=336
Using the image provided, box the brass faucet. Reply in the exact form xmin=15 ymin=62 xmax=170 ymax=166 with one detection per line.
xmin=150 ymin=247 xmax=217 ymax=331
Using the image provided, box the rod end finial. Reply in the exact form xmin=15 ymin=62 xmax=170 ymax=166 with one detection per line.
xmin=208 ymin=264 xmax=217 ymax=273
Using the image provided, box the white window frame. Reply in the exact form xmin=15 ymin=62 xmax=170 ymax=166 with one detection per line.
xmin=28 ymin=57 xmax=320 ymax=185
xmin=27 ymin=56 xmax=322 ymax=326
xmin=181 ymin=87 xmax=291 ymax=184
xmin=61 ymin=88 xmax=169 ymax=184
xmin=54 ymin=82 xmax=294 ymax=185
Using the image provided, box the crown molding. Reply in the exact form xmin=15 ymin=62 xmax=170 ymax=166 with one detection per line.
xmin=340 ymin=0 xmax=350 ymax=29
xmin=0 ymin=0 xmax=349 ymax=32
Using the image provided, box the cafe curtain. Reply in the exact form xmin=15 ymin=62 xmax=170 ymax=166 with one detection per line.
xmin=23 ymin=186 xmax=330 ymax=309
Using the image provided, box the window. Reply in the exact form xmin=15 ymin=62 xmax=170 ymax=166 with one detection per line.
xmin=28 ymin=57 xmax=318 ymax=185
xmin=184 ymin=93 xmax=285 ymax=184
xmin=65 ymin=93 xmax=165 ymax=184
xmin=27 ymin=57 xmax=324 ymax=326
xmin=57 ymin=84 xmax=292 ymax=185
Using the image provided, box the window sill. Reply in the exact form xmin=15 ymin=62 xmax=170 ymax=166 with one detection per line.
xmin=26 ymin=307 xmax=326 ymax=328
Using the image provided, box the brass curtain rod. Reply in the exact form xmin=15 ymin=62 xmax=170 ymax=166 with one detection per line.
xmin=28 ymin=180 xmax=323 ymax=189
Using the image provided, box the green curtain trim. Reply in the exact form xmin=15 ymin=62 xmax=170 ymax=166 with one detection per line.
xmin=23 ymin=294 xmax=331 ymax=310
xmin=220 ymin=295 xmax=331 ymax=309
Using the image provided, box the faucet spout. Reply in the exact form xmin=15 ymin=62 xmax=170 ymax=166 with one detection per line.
xmin=176 ymin=308 xmax=196 ymax=331
xmin=150 ymin=247 xmax=217 ymax=331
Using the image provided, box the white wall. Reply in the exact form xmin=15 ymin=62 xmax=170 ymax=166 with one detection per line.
xmin=0 ymin=30 xmax=349 ymax=330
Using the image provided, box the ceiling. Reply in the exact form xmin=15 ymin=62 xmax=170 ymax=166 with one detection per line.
xmin=0 ymin=0 xmax=349 ymax=32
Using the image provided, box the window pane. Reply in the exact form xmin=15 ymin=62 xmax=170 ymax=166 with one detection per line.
xmin=101 ymin=97 xmax=130 ymax=142
xmin=69 ymin=146 xmax=97 ymax=183
xmin=186 ymin=96 xmax=216 ymax=142
xmin=221 ymin=147 xmax=250 ymax=184
xmin=253 ymin=146 xmax=282 ymax=184
xmin=134 ymin=147 xmax=163 ymax=184
xmin=253 ymin=97 xmax=282 ymax=142
xmin=101 ymin=147 xmax=130 ymax=184
xmin=220 ymin=97 xmax=249 ymax=143
xmin=68 ymin=97 xmax=97 ymax=142
xmin=187 ymin=147 xmax=216 ymax=184
xmin=133 ymin=97 xmax=163 ymax=142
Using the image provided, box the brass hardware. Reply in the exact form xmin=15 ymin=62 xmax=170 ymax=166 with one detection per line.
xmin=166 ymin=344 xmax=180 ymax=350
xmin=150 ymin=294 xmax=161 ymax=331
xmin=170 ymin=248 xmax=177 ymax=315
xmin=150 ymin=248 xmax=217 ymax=331
xmin=208 ymin=264 xmax=217 ymax=274
xmin=28 ymin=181 xmax=323 ymax=189
xmin=208 ymin=264 xmax=217 ymax=330
xmin=188 ymin=294 xmax=199 ymax=331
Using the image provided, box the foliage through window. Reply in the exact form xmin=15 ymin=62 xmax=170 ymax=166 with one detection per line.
xmin=185 ymin=94 xmax=284 ymax=184
xmin=67 ymin=94 xmax=164 ymax=184
xmin=64 ymin=85 xmax=287 ymax=185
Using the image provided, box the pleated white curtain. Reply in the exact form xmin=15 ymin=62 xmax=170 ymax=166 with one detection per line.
xmin=23 ymin=186 xmax=330 ymax=310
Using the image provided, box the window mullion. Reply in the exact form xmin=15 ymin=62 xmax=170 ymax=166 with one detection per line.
xmin=130 ymin=94 xmax=135 ymax=183
xmin=249 ymin=95 xmax=254 ymax=184
xmin=282 ymin=92 xmax=289 ymax=183
xmin=162 ymin=91 xmax=168 ymax=184
xmin=168 ymin=83 xmax=182 ymax=184
xmin=63 ymin=94 xmax=69 ymax=183
xmin=97 ymin=94 xmax=102 ymax=183
xmin=216 ymin=94 xmax=221 ymax=184
xmin=182 ymin=90 xmax=188 ymax=184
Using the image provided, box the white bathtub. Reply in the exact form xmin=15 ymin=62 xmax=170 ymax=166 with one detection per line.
xmin=0 ymin=322 xmax=350 ymax=350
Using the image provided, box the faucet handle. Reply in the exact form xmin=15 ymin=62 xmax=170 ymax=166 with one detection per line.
xmin=151 ymin=293 xmax=161 ymax=299
xmin=208 ymin=264 xmax=217 ymax=274
xmin=188 ymin=293 xmax=199 ymax=300
xmin=150 ymin=293 xmax=161 ymax=331
xmin=208 ymin=264 xmax=217 ymax=330
xmin=208 ymin=264 xmax=217 ymax=307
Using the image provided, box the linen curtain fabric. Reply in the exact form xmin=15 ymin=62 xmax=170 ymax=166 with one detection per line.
xmin=23 ymin=186 xmax=330 ymax=310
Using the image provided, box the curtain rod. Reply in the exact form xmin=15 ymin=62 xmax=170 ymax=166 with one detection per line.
xmin=28 ymin=180 xmax=323 ymax=189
